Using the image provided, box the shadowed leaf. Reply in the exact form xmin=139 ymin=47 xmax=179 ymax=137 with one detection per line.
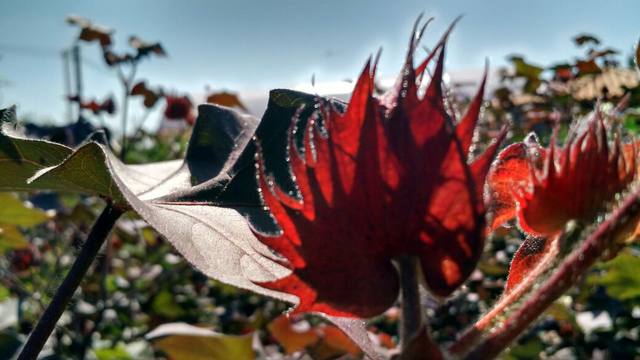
xmin=487 ymin=133 xmax=545 ymax=230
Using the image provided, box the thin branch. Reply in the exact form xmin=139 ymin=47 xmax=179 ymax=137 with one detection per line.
xmin=17 ymin=203 xmax=125 ymax=360
xmin=78 ymin=234 xmax=112 ymax=360
xmin=118 ymin=62 xmax=138 ymax=161
xmin=463 ymin=188 xmax=640 ymax=360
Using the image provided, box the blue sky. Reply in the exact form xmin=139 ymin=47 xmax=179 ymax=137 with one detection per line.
xmin=1 ymin=0 xmax=639 ymax=128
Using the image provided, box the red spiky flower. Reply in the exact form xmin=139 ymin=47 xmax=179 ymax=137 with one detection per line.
xmin=488 ymin=114 xmax=636 ymax=236
xmin=488 ymin=112 xmax=636 ymax=294
xmin=253 ymin=21 xmax=506 ymax=318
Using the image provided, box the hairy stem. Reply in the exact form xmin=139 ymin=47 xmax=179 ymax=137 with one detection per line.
xmin=463 ymin=189 xmax=640 ymax=360
xmin=17 ymin=204 xmax=124 ymax=360
xmin=398 ymin=256 xmax=423 ymax=349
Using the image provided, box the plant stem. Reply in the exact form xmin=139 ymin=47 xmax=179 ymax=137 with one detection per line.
xmin=397 ymin=256 xmax=423 ymax=350
xmin=129 ymin=107 xmax=154 ymax=144
xmin=463 ymin=189 xmax=640 ymax=360
xmin=118 ymin=63 xmax=137 ymax=161
xmin=78 ymin=236 xmax=112 ymax=360
xmin=17 ymin=204 xmax=124 ymax=360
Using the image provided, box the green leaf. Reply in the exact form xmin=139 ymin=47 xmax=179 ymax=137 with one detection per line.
xmin=0 ymin=224 xmax=29 ymax=253
xmin=0 ymin=193 xmax=48 ymax=226
xmin=622 ymin=113 xmax=640 ymax=135
xmin=587 ymin=251 xmax=640 ymax=301
xmin=146 ymin=323 xmax=255 ymax=360
xmin=94 ymin=345 xmax=133 ymax=360
xmin=500 ymin=337 xmax=544 ymax=360
xmin=0 ymin=126 xmax=72 ymax=192
xmin=0 ymin=330 xmax=22 ymax=359
xmin=0 ymin=286 xmax=10 ymax=301
xmin=151 ymin=290 xmax=186 ymax=319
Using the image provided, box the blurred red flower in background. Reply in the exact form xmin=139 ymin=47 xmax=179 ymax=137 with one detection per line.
xmin=164 ymin=95 xmax=195 ymax=125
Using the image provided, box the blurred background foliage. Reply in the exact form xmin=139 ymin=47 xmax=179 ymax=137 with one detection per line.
xmin=0 ymin=15 xmax=639 ymax=360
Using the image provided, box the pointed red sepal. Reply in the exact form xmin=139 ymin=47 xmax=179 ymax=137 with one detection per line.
xmin=456 ymin=68 xmax=488 ymax=158
xmin=487 ymin=134 xmax=546 ymax=230
xmin=504 ymin=236 xmax=553 ymax=293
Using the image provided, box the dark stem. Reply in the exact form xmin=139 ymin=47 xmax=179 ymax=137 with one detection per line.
xmin=398 ymin=256 xmax=423 ymax=350
xmin=463 ymin=189 xmax=640 ymax=360
xmin=78 ymin=236 xmax=112 ymax=360
xmin=17 ymin=204 xmax=124 ymax=360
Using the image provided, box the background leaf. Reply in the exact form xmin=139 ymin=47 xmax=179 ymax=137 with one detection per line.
xmin=0 ymin=193 xmax=49 ymax=226
xmin=587 ymin=251 xmax=640 ymax=302
xmin=0 ymin=225 xmax=29 ymax=253
xmin=0 ymin=126 xmax=72 ymax=192
xmin=146 ymin=322 xmax=254 ymax=360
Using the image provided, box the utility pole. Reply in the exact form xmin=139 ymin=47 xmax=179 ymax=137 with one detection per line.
xmin=71 ymin=43 xmax=83 ymax=120
xmin=62 ymin=49 xmax=72 ymax=122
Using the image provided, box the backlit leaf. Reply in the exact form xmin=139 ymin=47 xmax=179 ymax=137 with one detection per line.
xmin=0 ymin=193 xmax=48 ymax=226
xmin=0 ymin=225 xmax=29 ymax=253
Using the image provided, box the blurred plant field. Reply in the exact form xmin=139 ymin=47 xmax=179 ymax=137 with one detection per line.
xmin=1 ymin=14 xmax=640 ymax=360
